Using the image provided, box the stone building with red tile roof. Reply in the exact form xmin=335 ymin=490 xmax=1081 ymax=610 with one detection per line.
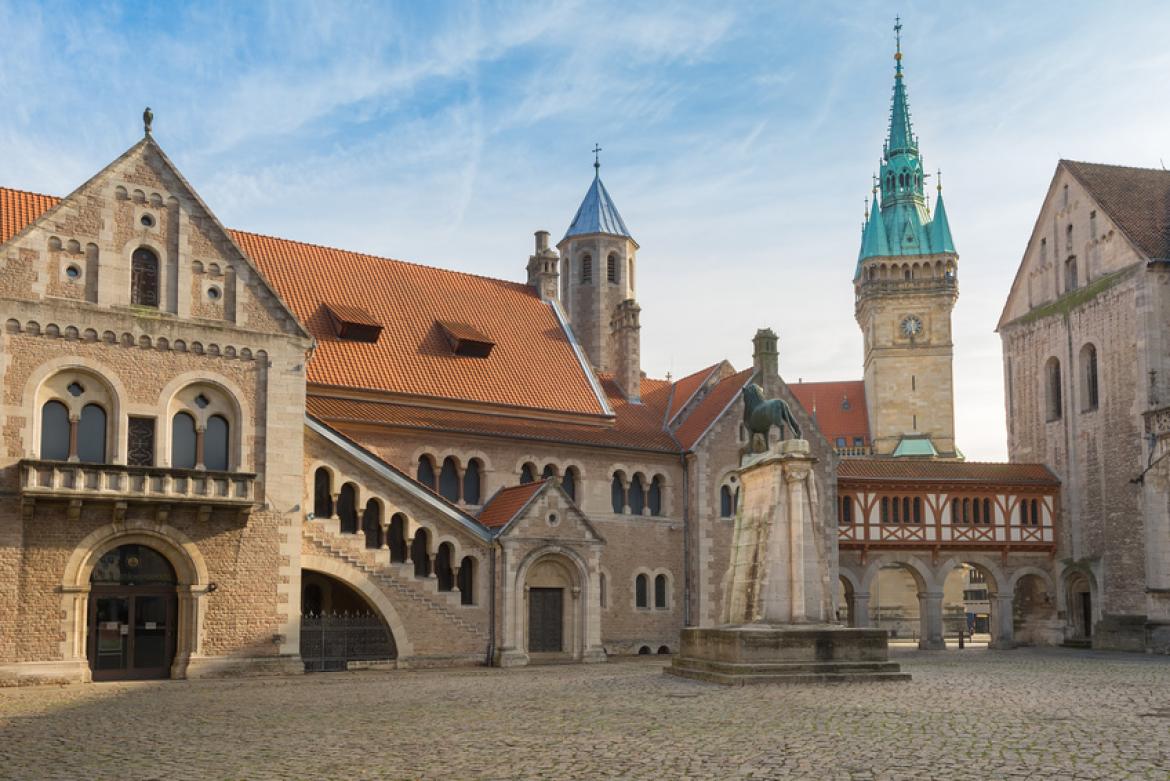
xmin=0 ymin=121 xmax=841 ymax=683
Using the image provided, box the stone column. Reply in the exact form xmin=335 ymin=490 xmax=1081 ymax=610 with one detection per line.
xmin=784 ymin=463 xmax=809 ymax=623
xmin=852 ymin=592 xmax=872 ymax=628
xmin=989 ymin=593 xmax=1015 ymax=649
xmin=918 ymin=591 xmax=945 ymax=650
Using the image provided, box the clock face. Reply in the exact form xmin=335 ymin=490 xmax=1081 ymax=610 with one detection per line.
xmin=901 ymin=315 xmax=924 ymax=338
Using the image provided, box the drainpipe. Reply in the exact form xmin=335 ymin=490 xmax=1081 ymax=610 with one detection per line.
xmin=486 ymin=540 xmax=497 ymax=666
xmin=666 ymin=424 xmax=692 ymax=627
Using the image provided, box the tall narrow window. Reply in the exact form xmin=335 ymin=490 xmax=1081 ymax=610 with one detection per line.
xmin=388 ymin=514 xmax=407 ymax=563
xmin=581 ymin=254 xmax=592 ymax=284
xmin=1046 ymin=358 xmax=1063 ymax=421
xmin=881 ymin=496 xmax=890 ymax=524
xmin=648 ymin=476 xmax=663 ymax=516
xmin=204 ymin=414 xmax=229 ymax=470
xmin=606 ymin=253 xmax=617 ymax=283
xmin=720 ymin=485 xmax=733 ymax=518
xmin=1090 ymin=210 xmax=1097 ymax=240
xmin=435 ymin=543 xmax=454 ymax=591
xmin=561 ymin=467 xmax=577 ymax=502
xmin=76 ymin=404 xmax=107 ymax=463
xmin=463 ymin=458 xmax=483 ymax=505
xmin=628 ymin=475 xmax=645 ymax=515
xmin=412 ymin=528 xmax=431 ymax=578
xmin=337 ymin=483 xmax=358 ymax=534
xmin=1062 ymin=184 xmax=1069 ymax=208
xmin=362 ymin=499 xmax=381 ymax=549
xmin=40 ymin=400 xmax=70 ymax=460
xmin=635 ymin=574 xmax=648 ymax=608
xmin=1040 ymin=238 xmax=1047 ymax=265
xmin=1065 ymin=256 xmax=1078 ymax=292
xmin=654 ymin=574 xmax=668 ymax=608
xmin=458 ymin=556 xmax=475 ymax=605
xmin=416 ymin=455 xmax=436 ymax=489
xmin=1081 ymin=344 xmax=1099 ymax=411
xmin=520 ymin=463 xmax=535 ymax=484
xmin=912 ymin=497 xmax=922 ymax=524
xmin=127 ymin=417 xmax=156 ymax=467
xmin=1066 ymin=224 xmax=1073 ymax=251
xmin=839 ymin=496 xmax=853 ymax=524
xmin=439 ymin=456 xmax=460 ymax=502
xmin=171 ymin=412 xmax=197 ymax=469
xmin=313 ymin=467 xmax=333 ymax=518
xmin=611 ymin=473 xmax=625 ymax=513
xmin=599 ymin=572 xmax=607 ymax=608
xmin=131 ymin=247 xmax=160 ymax=307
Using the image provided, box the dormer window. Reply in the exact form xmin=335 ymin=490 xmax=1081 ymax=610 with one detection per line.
xmin=324 ymin=303 xmax=383 ymax=343
xmin=437 ymin=320 xmax=495 ymax=358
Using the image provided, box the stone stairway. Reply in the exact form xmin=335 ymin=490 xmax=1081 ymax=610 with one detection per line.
xmin=303 ymin=520 xmax=488 ymax=643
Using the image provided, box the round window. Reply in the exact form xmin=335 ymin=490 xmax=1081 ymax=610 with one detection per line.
xmin=547 ymin=512 xmax=559 ymax=527
xmin=65 ymin=264 xmax=81 ymax=280
xmin=140 ymin=214 xmax=155 ymax=228
xmin=207 ymin=286 xmax=221 ymax=300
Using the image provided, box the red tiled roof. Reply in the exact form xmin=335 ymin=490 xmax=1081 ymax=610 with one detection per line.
xmin=1063 ymin=160 xmax=1170 ymax=261
xmin=789 ymin=380 xmax=870 ymax=445
xmin=667 ymin=363 xmax=721 ymax=423
xmin=233 ymin=230 xmax=606 ymax=416
xmin=477 ymin=480 xmax=548 ymax=528
xmin=673 ymin=367 xmax=755 ymax=450
xmin=0 ymin=187 xmax=57 ymax=244
xmin=325 ymin=302 xmax=382 ymax=328
xmin=838 ymin=459 xmax=1058 ymax=486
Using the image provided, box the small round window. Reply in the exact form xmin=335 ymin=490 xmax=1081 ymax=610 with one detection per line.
xmin=65 ymin=264 xmax=81 ymax=280
xmin=140 ymin=214 xmax=156 ymax=228
xmin=207 ymin=286 xmax=221 ymax=301
xmin=194 ymin=393 xmax=211 ymax=409
xmin=547 ymin=512 xmax=559 ymax=527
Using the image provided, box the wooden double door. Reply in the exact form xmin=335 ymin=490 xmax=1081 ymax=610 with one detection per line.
xmin=87 ymin=587 xmax=177 ymax=680
xmin=528 ymin=587 xmax=564 ymax=653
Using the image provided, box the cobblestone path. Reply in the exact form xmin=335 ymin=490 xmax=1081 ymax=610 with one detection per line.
xmin=1 ymin=648 xmax=1168 ymax=780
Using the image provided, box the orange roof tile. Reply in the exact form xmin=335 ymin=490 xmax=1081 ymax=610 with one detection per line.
xmin=477 ymin=480 xmax=549 ymax=528
xmin=0 ymin=187 xmax=57 ymax=244
xmin=789 ymin=380 xmax=870 ymax=445
xmin=673 ymin=367 xmax=755 ymax=450
xmin=667 ymin=363 xmax=721 ymax=423
xmin=838 ymin=459 xmax=1058 ymax=486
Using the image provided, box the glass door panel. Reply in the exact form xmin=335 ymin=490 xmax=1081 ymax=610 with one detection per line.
xmin=133 ymin=595 xmax=170 ymax=670
xmin=93 ymin=596 xmax=129 ymax=672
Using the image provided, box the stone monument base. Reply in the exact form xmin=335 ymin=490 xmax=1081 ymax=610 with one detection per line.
xmin=666 ymin=624 xmax=910 ymax=685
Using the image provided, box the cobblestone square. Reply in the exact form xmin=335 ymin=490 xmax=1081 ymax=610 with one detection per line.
xmin=2 ymin=648 xmax=1169 ymax=780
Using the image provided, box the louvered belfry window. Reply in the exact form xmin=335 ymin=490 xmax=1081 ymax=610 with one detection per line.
xmin=131 ymin=247 xmax=160 ymax=307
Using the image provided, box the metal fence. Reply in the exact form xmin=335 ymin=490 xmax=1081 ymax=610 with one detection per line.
xmin=300 ymin=612 xmax=397 ymax=673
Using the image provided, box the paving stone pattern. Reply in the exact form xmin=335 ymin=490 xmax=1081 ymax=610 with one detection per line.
xmin=1 ymin=648 xmax=1168 ymax=780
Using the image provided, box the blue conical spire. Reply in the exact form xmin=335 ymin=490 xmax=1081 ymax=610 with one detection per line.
xmin=885 ymin=17 xmax=917 ymax=158
xmin=928 ymin=175 xmax=956 ymax=254
xmin=563 ymin=149 xmax=633 ymax=242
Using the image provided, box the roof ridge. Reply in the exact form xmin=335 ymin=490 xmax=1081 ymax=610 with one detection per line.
xmin=1062 ymin=159 xmax=1170 ymax=174
xmin=230 ymin=227 xmax=537 ymax=293
xmin=0 ymin=184 xmax=62 ymax=201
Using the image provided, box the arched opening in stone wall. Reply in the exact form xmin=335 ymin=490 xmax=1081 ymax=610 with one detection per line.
xmin=87 ymin=543 xmax=178 ymax=681
xmin=1065 ymin=571 xmax=1096 ymax=642
xmin=1013 ymin=574 xmax=1057 ymax=646
xmin=870 ymin=564 xmax=922 ymax=642
xmin=837 ymin=575 xmax=855 ymax=626
xmin=939 ymin=562 xmax=996 ymax=647
xmin=299 ymin=570 xmax=397 ymax=672
xmin=523 ymin=554 xmax=582 ymax=658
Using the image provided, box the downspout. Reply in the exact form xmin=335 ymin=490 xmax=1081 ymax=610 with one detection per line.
xmin=666 ymin=425 xmax=692 ymax=627
xmin=486 ymin=539 xmax=498 ymax=666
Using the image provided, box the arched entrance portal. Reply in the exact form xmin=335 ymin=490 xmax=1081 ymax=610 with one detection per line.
xmin=299 ymin=571 xmax=397 ymax=672
xmin=87 ymin=544 xmax=178 ymax=681
xmin=1065 ymin=571 xmax=1095 ymax=642
xmin=524 ymin=555 xmax=580 ymax=658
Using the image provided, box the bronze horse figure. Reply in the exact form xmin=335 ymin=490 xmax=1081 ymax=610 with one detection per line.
xmin=742 ymin=383 xmax=802 ymax=448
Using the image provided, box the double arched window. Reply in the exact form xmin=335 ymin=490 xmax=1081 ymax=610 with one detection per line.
xmin=169 ymin=386 xmax=233 ymax=471
xmin=635 ymin=572 xmax=671 ymax=609
xmin=37 ymin=373 xmax=113 ymax=464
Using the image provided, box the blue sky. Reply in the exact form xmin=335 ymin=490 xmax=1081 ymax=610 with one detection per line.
xmin=2 ymin=1 xmax=1168 ymax=459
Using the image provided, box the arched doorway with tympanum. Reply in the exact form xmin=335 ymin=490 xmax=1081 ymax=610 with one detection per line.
xmin=87 ymin=544 xmax=178 ymax=681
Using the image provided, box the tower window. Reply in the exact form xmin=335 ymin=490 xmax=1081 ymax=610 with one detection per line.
xmin=581 ymin=255 xmax=592 ymax=284
xmin=606 ymin=253 xmax=618 ymax=283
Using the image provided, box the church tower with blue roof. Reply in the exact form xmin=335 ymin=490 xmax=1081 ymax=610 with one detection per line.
xmin=557 ymin=150 xmax=643 ymax=402
xmin=855 ymin=21 xmax=960 ymax=459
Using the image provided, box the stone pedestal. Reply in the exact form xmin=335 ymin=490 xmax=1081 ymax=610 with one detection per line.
xmin=668 ymin=439 xmax=907 ymax=684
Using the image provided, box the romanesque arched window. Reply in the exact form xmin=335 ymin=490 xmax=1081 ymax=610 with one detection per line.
xmin=313 ymin=468 xmax=333 ymax=518
xmin=362 ymin=499 xmax=381 ymax=549
xmin=412 ymin=528 xmax=431 ymax=578
xmin=459 ymin=556 xmax=475 ymax=605
xmin=337 ymin=483 xmax=358 ymax=534
xmin=204 ymin=414 xmax=229 ymax=471
xmin=648 ymin=475 xmax=663 ymax=516
xmin=635 ymin=574 xmax=649 ymax=609
xmin=561 ymin=466 xmax=578 ymax=501
xmin=1081 ymin=343 xmax=1099 ymax=412
xmin=541 ymin=463 xmax=557 ymax=480
xmin=1046 ymin=358 xmax=1063 ymax=421
xmin=131 ymin=247 xmax=160 ymax=307
xmin=40 ymin=400 xmax=70 ymax=461
xmin=654 ymin=574 xmax=668 ymax=609
xmin=520 ymin=462 xmax=536 ymax=484
xmin=171 ymin=412 xmax=197 ymax=469
xmin=435 ymin=543 xmax=455 ymax=591
xmin=463 ymin=458 xmax=483 ymax=504
xmin=417 ymin=455 xmax=436 ymax=489
xmin=611 ymin=472 xmax=625 ymax=513
xmin=439 ymin=456 xmax=460 ymax=502
xmin=581 ymin=254 xmax=592 ymax=284
xmin=388 ymin=513 xmax=407 ymax=563
xmin=720 ymin=485 xmax=733 ymax=518
xmin=606 ymin=253 xmax=618 ymax=283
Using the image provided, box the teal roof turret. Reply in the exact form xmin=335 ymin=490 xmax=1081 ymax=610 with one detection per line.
xmin=928 ymin=176 xmax=956 ymax=254
xmin=858 ymin=19 xmax=956 ymax=264
xmin=563 ymin=146 xmax=634 ymax=242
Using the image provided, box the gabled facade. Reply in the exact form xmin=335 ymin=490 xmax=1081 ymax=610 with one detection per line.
xmin=998 ymin=159 xmax=1170 ymax=653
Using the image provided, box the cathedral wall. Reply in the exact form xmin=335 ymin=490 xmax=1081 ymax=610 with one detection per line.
xmin=1001 ymin=271 xmax=1146 ymax=619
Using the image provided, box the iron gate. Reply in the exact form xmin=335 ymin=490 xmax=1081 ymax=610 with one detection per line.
xmin=300 ymin=612 xmax=397 ymax=672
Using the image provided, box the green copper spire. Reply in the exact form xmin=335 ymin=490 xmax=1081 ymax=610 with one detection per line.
xmin=857 ymin=18 xmax=957 ymax=265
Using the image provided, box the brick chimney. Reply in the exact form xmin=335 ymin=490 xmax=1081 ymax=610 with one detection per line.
xmin=526 ymin=230 xmax=559 ymax=301
xmin=753 ymin=327 xmax=779 ymax=397
xmin=611 ymin=299 xmax=642 ymax=403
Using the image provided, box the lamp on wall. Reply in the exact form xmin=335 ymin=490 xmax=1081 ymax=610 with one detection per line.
xmin=207 ymin=582 xmax=218 ymax=594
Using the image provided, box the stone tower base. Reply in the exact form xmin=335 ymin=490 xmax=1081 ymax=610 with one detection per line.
xmin=665 ymin=624 xmax=910 ymax=685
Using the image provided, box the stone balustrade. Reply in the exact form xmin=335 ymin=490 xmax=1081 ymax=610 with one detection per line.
xmin=18 ymin=459 xmax=256 ymax=520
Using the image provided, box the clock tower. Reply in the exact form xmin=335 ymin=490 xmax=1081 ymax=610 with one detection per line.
xmin=854 ymin=21 xmax=959 ymax=458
